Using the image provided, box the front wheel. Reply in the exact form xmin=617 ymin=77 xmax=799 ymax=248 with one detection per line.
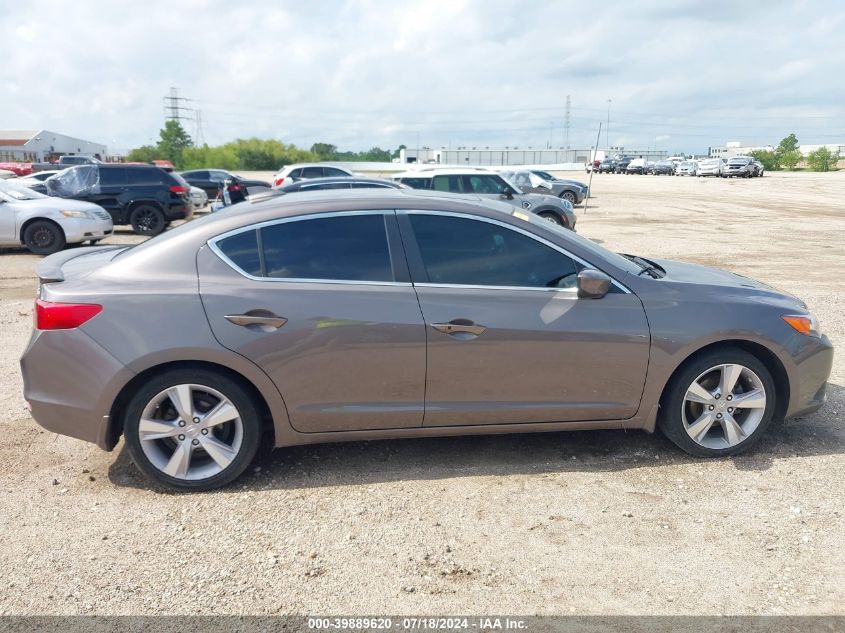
xmin=658 ymin=348 xmax=776 ymax=457
xmin=123 ymin=368 xmax=263 ymax=491
xmin=538 ymin=211 xmax=564 ymax=227
xmin=23 ymin=220 xmax=66 ymax=255
xmin=129 ymin=204 xmax=166 ymax=236
xmin=560 ymin=191 xmax=576 ymax=204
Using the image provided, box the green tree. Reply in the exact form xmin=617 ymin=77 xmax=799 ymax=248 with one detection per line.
xmin=126 ymin=144 xmax=158 ymax=163
xmin=777 ymin=133 xmax=799 ymax=154
xmin=392 ymin=144 xmax=407 ymax=160
xmin=310 ymin=143 xmax=338 ymax=161
xmin=780 ymin=149 xmax=802 ymax=170
xmin=806 ymin=146 xmax=839 ymax=172
xmin=749 ymin=149 xmax=780 ymax=171
xmin=157 ymin=120 xmax=193 ymax=169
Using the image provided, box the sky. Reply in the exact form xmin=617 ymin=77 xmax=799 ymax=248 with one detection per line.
xmin=2 ymin=0 xmax=844 ymax=155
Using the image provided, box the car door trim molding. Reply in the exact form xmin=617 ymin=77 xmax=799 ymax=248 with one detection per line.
xmin=207 ymin=210 xmax=413 ymax=287
xmin=400 ymin=209 xmax=631 ymax=294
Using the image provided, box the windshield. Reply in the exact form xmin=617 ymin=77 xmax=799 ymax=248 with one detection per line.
xmin=0 ymin=182 xmax=48 ymax=201
xmin=532 ymin=170 xmax=555 ymax=180
xmin=509 ymin=209 xmax=642 ymax=275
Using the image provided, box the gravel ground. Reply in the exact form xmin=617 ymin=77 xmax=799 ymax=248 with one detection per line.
xmin=0 ymin=171 xmax=842 ymax=616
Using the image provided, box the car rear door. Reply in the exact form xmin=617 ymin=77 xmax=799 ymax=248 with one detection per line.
xmin=198 ymin=211 xmax=427 ymax=433
xmin=399 ymin=211 xmax=650 ymax=426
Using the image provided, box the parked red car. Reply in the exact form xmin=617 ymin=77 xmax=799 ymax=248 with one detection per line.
xmin=0 ymin=162 xmax=33 ymax=176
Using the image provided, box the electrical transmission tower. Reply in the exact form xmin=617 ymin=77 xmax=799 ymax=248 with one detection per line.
xmin=194 ymin=109 xmax=205 ymax=146
xmin=564 ymin=95 xmax=571 ymax=149
xmin=162 ymin=87 xmax=193 ymax=124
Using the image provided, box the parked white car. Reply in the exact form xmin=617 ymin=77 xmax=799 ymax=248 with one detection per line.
xmin=271 ymin=163 xmax=354 ymax=188
xmin=189 ymin=186 xmax=208 ymax=210
xmin=0 ymin=169 xmax=17 ymax=180
xmin=15 ymin=169 xmax=64 ymax=188
xmin=697 ymin=158 xmax=725 ymax=177
xmin=676 ymin=161 xmax=698 ymax=176
xmin=0 ymin=181 xmax=113 ymax=255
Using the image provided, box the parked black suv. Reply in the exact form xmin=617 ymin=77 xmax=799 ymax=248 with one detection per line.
xmin=46 ymin=164 xmax=191 ymax=235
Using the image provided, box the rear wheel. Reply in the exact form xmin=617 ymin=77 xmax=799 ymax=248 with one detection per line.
xmin=658 ymin=348 xmax=776 ymax=457
xmin=129 ymin=204 xmax=166 ymax=236
xmin=23 ymin=220 xmax=66 ymax=255
xmin=538 ymin=211 xmax=564 ymax=227
xmin=124 ymin=368 xmax=263 ymax=491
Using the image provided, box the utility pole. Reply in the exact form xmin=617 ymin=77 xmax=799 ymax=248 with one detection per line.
xmin=606 ymin=99 xmax=612 ymax=150
xmin=564 ymin=95 xmax=571 ymax=149
xmin=584 ymin=122 xmax=602 ymax=215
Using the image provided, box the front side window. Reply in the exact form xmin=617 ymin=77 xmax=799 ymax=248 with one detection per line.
xmin=461 ymin=174 xmax=509 ymax=194
xmin=209 ymin=170 xmax=231 ymax=182
xmin=409 ymin=214 xmax=578 ymax=288
xmin=324 ymin=167 xmax=350 ymax=177
xmin=215 ymin=214 xmax=395 ymax=282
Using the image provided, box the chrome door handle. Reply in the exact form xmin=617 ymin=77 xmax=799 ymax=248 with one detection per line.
xmin=431 ymin=319 xmax=486 ymax=337
xmin=224 ymin=314 xmax=287 ymax=329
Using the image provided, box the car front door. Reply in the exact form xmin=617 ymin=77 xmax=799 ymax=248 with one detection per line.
xmin=399 ymin=211 xmax=651 ymax=426
xmin=198 ymin=211 xmax=427 ymax=433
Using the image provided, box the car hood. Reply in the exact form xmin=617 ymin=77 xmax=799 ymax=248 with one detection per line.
xmin=553 ymin=179 xmax=586 ymax=188
xmin=650 ymin=257 xmax=805 ymax=306
xmin=14 ymin=197 xmax=102 ymax=213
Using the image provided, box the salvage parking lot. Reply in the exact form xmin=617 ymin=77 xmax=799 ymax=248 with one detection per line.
xmin=0 ymin=171 xmax=842 ymax=615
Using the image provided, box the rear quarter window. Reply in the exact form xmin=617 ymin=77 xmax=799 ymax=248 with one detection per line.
xmin=98 ymin=168 xmax=127 ymax=186
xmin=215 ymin=230 xmax=262 ymax=277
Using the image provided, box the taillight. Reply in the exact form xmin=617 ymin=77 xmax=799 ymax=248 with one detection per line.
xmin=35 ymin=299 xmax=102 ymax=330
xmin=169 ymin=185 xmax=187 ymax=194
xmin=274 ymin=177 xmax=284 ymax=187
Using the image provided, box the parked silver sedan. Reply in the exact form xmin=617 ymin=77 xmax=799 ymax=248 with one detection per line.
xmin=0 ymin=181 xmax=113 ymax=254
xmin=21 ymin=190 xmax=832 ymax=490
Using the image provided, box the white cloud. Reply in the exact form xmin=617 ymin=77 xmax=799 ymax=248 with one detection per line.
xmin=0 ymin=0 xmax=843 ymax=155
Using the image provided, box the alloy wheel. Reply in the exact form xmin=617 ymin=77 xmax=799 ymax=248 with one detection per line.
xmin=682 ymin=363 xmax=767 ymax=449
xmin=138 ymin=383 xmax=243 ymax=480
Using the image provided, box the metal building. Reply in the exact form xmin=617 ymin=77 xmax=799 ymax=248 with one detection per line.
xmin=399 ymin=147 xmax=667 ymax=166
xmin=0 ymin=130 xmax=108 ymax=163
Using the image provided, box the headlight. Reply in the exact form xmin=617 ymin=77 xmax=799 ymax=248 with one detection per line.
xmin=782 ymin=314 xmax=821 ymax=338
xmin=60 ymin=210 xmax=94 ymax=219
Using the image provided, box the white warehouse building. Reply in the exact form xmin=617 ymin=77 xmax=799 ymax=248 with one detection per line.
xmin=399 ymin=146 xmax=667 ymax=167
xmin=0 ymin=129 xmax=108 ymax=163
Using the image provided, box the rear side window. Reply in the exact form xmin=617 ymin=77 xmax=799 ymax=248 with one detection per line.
xmin=400 ymin=177 xmax=431 ymax=190
xmin=127 ymin=168 xmax=166 ymax=185
xmin=301 ymin=167 xmax=323 ymax=178
xmin=215 ymin=214 xmax=394 ymax=282
xmin=98 ymin=168 xmax=127 ymax=186
xmin=432 ymin=175 xmax=462 ymax=192
xmin=216 ymin=230 xmax=262 ymax=277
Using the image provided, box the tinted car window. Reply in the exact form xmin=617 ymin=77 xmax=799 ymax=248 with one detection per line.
xmin=301 ymin=167 xmax=324 ymax=178
xmin=209 ymin=170 xmax=231 ymax=182
xmin=324 ymin=167 xmax=350 ymax=177
xmin=432 ymin=175 xmax=462 ymax=192
xmin=288 ymin=168 xmax=303 ymax=178
xmin=216 ymin=230 xmax=262 ymax=277
xmin=410 ymin=214 xmax=577 ymax=288
xmin=182 ymin=170 xmax=208 ymax=179
xmin=127 ymin=167 xmax=166 ymax=185
xmin=261 ymin=214 xmax=394 ymax=281
xmin=98 ymin=167 xmax=127 ymax=186
xmin=401 ymin=177 xmax=432 ymax=190
xmin=462 ymin=175 xmax=508 ymax=194
xmin=301 ymin=182 xmax=351 ymax=190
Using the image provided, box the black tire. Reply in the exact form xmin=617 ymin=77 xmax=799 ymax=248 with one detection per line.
xmin=23 ymin=220 xmax=66 ymax=255
xmin=658 ymin=347 xmax=777 ymax=457
xmin=538 ymin=211 xmax=564 ymax=227
xmin=124 ymin=368 xmax=263 ymax=491
xmin=560 ymin=191 xmax=576 ymax=204
xmin=129 ymin=204 xmax=166 ymax=236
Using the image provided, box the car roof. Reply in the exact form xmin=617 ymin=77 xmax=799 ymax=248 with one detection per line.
xmin=281 ymin=176 xmax=399 ymax=188
xmin=278 ymin=163 xmax=352 ymax=171
xmin=394 ymin=167 xmax=495 ymax=178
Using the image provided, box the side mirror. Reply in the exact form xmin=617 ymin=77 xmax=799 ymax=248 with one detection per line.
xmin=501 ymin=187 xmax=514 ymax=200
xmin=577 ymin=268 xmax=611 ymax=299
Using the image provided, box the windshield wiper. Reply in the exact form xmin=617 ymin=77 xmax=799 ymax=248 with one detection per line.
xmin=623 ymin=254 xmax=662 ymax=279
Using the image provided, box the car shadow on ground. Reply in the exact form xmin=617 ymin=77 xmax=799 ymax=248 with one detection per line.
xmin=107 ymin=384 xmax=844 ymax=494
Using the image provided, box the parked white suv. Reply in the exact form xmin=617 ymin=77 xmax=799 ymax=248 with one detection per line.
xmin=393 ymin=168 xmax=576 ymax=230
xmin=271 ymin=164 xmax=354 ymax=188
